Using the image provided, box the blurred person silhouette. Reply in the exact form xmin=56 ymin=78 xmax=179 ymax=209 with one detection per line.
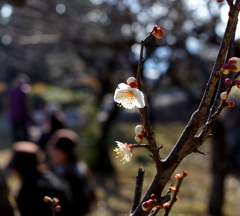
xmin=0 ymin=167 xmax=18 ymax=216
xmin=46 ymin=129 xmax=97 ymax=216
xmin=6 ymin=141 xmax=72 ymax=216
xmin=5 ymin=73 xmax=32 ymax=142
xmin=37 ymin=102 xmax=67 ymax=150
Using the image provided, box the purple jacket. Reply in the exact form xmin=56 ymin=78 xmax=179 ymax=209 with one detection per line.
xmin=7 ymin=84 xmax=31 ymax=121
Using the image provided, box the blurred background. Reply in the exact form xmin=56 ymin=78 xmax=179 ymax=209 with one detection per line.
xmin=0 ymin=0 xmax=240 ymax=215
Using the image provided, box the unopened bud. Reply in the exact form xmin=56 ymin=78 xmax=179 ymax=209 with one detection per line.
xmin=141 ymin=200 xmax=154 ymax=212
xmin=220 ymin=65 xmax=230 ymax=76
xmin=52 ymin=198 xmax=59 ymax=205
xmin=220 ymin=92 xmax=228 ymax=100
xmin=183 ymin=170 xmax=188 ymax=177
xmin=126 ymin=77 xmax=138 ymax=88
xmin=55 ymin=205 xmax=61 ymax=212
xmin=135 ymin=125 xmax=146 ymax=135
xmin=175 ymin=174 xmax=182 ymax=179
xmin=135 ymin=134 xmax=143 ymax=143
xmin=227 ymin=57 xmax=240 ymax=73
xmin=43 ymin=196 xmax=52 ymax=203
xmin=163 ymin=202 xmax=170 ymax=208
xmin=153 ymin=25 xmax=164 ymax=39
xmin=170 ymin=185 xmax=177 ymax=192
xmin=225 ymin=78 xmax=232 ymax=86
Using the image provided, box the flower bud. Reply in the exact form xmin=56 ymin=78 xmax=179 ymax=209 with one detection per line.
xmin=141 ymin=200 xmax=154 ymax=212
xmin=134 ymin=125 xmax=146 ymax=135
xmin=220 ymin=65 xmax=230 ymax=75
xmin=225 ymin=78 xmax=232 ymax=86
xmin=153 ymin=25 xmax=164 ymax=39
xmin=220 ymin=92 xmax=228 ymax=100
xmin=227 ymin=57 xmax=240 ymax=72
xmin=175 ymin=174 xmax=182 ymax=179
xmin=126 ymin=77 xmax=138 ymax=88
xmin=43 ymin=196 xmax=52 ymax=203
xmin=55 ymin=205 xmax=61 ymax=212
xmin=52 ymin=198 xmax=59 ymax=205
xmin=170 ymin=185 xmax=177 ymax=192
xmin=183 ymin=170 xmax=188 ymax=177
xmin=225 ymin=101 xmax=234 ymax=108
xmin=135 ymin=134 xmax=143 ymax=143
xmin=163 ymin=202 xmax=170 ymax=208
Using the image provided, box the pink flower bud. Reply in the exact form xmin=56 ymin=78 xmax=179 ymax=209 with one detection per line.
xmin=134 ymin=125 xmax=146 ymax=135
xmin=141 ymin=200 xmax=154 ymax=212
xmin=55 ymin=205 xmax=61 ymax=212
xmin=220 ymin=92 xmax=228 ymax=100
xmin=227 ymin=57 xmax=240 ymax=72
xmin=135 ymin=134 xmax=143 ymax=143
xmin=126 ymin=77 xmax=138 ymax=88
xmin=225 ymin=78 xmax=232 ymax=86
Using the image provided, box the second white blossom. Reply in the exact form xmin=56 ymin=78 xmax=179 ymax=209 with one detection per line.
xmin=114 ymin=83 xmax=145 ymax=109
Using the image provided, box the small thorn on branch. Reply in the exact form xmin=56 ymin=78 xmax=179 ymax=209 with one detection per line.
xmin=193 ymin=148 xmax=205 ymax=155
xmin=156 ymin=145 xmax=163 ymax=151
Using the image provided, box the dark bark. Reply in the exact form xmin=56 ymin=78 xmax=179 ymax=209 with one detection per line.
xmin=209 ymin=120 xmax=227 ymax=216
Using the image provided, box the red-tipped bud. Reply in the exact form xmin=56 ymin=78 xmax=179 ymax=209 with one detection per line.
xmin=52 ymin=198 xmax=59 ymax=205
xmin=55 ymin=205 xmax=61 ymax=212
xmin=43 ymin=196 xmax=52 ymax=203
xmin=220 ymin=92 xmax=228 ymax=100
xmin=153 ymin=25 xmax=164 ymax=39
xmin=183 ymin=170 xmax=188 ymax=177
xmin=220 ymin=65 xmax=231 ymax=75
xmin=217 ymin=0 xmax=224 ymax=2
xmin=163 ymin=202 xmax=170 ymax=208
xmin=227 ymin=57 xmax=240 ymax=72
xmin=126 ymin=77 xmax=138 ymax=88
xmin=225 ymin=101 xmax=234 ymax=108
xmin=170 ymin=185 xmax=177 ymax=192
xmin=175 ymin=174 xmax=182 ymax=179
xmin=225 ymin=78 xmax=232 ymax=86
xmin=135 ymin=134 xmax=144 ymax=143
xmin=141 ymin=200 xmax=154 ymax=212
xmin=134 ymin=125 xmax=146 ymax=135
xmin=150 ymin=194 xmax=155 ymax=198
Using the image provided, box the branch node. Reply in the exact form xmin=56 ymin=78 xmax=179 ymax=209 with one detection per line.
xmin=193 ymin=148 xmax=205 ymax=155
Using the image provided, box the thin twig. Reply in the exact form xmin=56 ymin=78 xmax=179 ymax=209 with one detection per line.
xmin=164 ymin=172 xmax=188 ymax=216
xmin=131 ymin=167 xmax=145 ymax=213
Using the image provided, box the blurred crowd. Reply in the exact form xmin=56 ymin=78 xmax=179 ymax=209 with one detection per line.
xmin=0 ymin=73 xmax=97 ymax=216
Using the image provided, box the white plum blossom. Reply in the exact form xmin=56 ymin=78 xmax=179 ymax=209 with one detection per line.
xmin=114 ymin=141 xmax=132 ymax=164
xmin=114 ymin=83 xmax=145 ymax=109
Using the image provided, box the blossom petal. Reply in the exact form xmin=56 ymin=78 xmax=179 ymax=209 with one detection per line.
xmin=114 ymin=83 xmax=145 ymax=109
